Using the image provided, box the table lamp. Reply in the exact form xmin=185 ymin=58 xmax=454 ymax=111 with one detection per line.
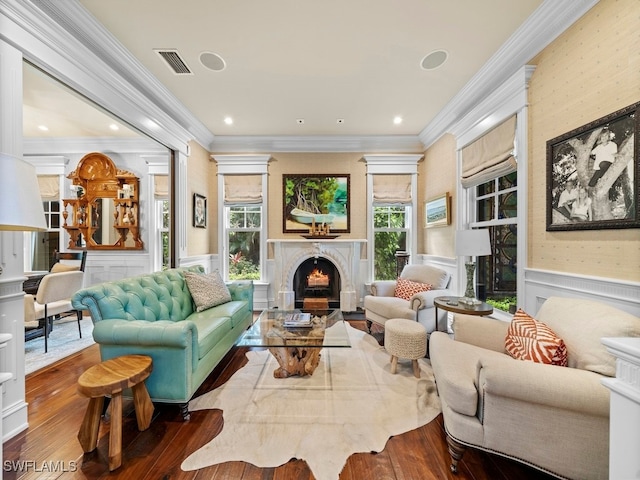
xmin=0 ymin=153 xmax=47 ymax=275
xmin=455 ymin=229 xmax=491 ymax=305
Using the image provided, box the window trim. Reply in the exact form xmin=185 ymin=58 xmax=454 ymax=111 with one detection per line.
xmin=363 ymin=155 xmax=422 ymax=282
xmin=453 ymin=67 xmax=532 ymax=309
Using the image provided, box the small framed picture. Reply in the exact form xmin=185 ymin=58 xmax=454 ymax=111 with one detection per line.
xmin=425 ymin=192 xmax=451 ymax=228
xmin=193 ymin=193 xmax=207 ymax=228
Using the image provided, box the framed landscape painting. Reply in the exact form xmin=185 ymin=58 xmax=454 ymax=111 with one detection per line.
xmin=282 ymin=174 xmax=350 ymax=233
xmin=546 ymin=101 xmax=639 ymax=231
xmin=425 ymin=192 xmax=451 ymax=228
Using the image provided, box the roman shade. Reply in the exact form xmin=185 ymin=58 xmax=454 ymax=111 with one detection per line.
xmin=461 ymin=115 xmax=517 ymax=188
xmin=37 ymin=175 xmax=59 ymax=200
xmin=372 ymin=174 xmax=412 ymax=204
xmin=224 ymin=175 xmax=262 ymax=204
xmin=154 ymin=175 xmax=169 ymax=198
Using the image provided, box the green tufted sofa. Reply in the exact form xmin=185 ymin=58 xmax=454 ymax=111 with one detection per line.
xmin=71 ymin=266 xmax=253 ymax=418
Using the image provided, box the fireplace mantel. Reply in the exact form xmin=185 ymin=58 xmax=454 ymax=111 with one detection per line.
xmin=268 ymin=239 xmax=367 ymax=311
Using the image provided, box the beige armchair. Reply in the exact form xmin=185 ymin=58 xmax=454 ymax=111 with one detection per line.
xmin=429 ymin=296 xmax=640 ymax=480
xmin=24 ymin=270 xmax=85 ymax=352
xmin=363 ymin=264 xmax=451 ymax=333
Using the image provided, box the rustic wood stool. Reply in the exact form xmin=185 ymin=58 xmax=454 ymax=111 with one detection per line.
xmin=77 ymin=354 xmax=154 ymax=471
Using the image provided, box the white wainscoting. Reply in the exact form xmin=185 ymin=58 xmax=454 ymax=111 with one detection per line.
xmin=179 ymin=254 xmax=217 ymax=273
xmin=524 ymin=268 xmax=640 ymax=316
xmin=84 ymin=252 xmax=151 ymax=288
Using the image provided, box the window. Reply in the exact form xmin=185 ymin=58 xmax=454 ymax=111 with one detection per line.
xmin=373 ymin=205 xmax=410 ymax=280
xmin=156 ymin=199 xmax=170 ymax=270
xmin=43 ymin=200 xmax=60 ymax=229
xmin=471 ymin=172 xmax=517 ymax=311
xmin=26 ymin=200 xmax=61 ymax=271
xmin=225 ymin=205 xmax=262 ymax=280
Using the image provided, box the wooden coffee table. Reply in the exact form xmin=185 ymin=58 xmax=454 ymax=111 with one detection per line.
xmin=237 ymin=309 xmax=351 ymax=378
xmin=434 ymin=296 xmax=494 ymax=332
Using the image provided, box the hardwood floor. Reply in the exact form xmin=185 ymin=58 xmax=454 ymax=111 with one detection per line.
xmin=5 ymin=320 xmax=555 ymax=479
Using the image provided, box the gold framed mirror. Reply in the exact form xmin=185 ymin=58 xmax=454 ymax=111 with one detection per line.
xmin=62 ymin=152 xmax=143 ymax=250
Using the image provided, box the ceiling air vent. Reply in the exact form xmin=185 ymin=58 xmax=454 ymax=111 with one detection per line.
xmin=154 ymin=49 xmax=193 ymax=75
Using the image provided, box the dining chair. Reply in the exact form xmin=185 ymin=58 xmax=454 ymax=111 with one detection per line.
xmin=24 ymin=270 xmax=85 ymax=352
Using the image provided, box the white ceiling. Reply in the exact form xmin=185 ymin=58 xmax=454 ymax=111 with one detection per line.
xmin=23 ymin=0 xmax=547 ymax=141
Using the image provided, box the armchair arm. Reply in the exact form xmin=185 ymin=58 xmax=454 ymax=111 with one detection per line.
xmin=410 ymin=289 xmax=451 ymax=311
xmin=480 ymin=355 xmax=610 ymax=417
xmin=430 ymin=331 xmax=506 ymax=417
xmin=453 ymin=314 xmax=510 ymax=353
xmin=370 ymin=280 xmax=397 ymax=297
xmin=92 ymin=319 xmax=199 ymax=372
xmin=227 ymin=280 xmax=254 ymax=312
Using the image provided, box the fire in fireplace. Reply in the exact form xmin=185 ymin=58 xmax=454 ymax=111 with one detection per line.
xmin=307 ymin=268 xmax=329 ymax=287
xmin=293 ymin=257 xmax=340 ymax=308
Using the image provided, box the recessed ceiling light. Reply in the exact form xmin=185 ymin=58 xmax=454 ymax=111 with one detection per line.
xmin=109 ymin=124 xmax=119 ymax=131
xmin=199 ymin=51 xmax=226 ymax=72
xmin=224 ymin=116 xmax=233 ymax=125
xmin=420 ymin=49 xmax=448 ymax=70
xmin=337 ymin=119 xmax=345 ymax=124
xmin=296 ymin=119 xmax=305 ymax=125
xmin=38 ymin=125 xmax=49 ymax=131
xmin=393 ymin=116 xmax=403 ymax=125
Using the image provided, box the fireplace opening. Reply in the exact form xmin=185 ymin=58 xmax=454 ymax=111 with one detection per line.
xmin=293 ymin=257 xmax=340 ymax=309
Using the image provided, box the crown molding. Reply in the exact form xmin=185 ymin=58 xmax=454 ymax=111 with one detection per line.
xmin=419 ymin=0 xmax=599 ymax=148
xmin=23 ymin=137 xmax=167 ymax=155
xmin=210 ymin=135 xmax=424 ymax=153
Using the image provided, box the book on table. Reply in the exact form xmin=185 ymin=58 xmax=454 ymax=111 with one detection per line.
xmin=283 ymin=312 xmax=312 ymax=327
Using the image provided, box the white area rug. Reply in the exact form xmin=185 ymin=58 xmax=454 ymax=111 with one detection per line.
xmin=25 ymin=317 xmax=94 ymax=375
xmin=181 ymin=323 xmax=441 ymax=480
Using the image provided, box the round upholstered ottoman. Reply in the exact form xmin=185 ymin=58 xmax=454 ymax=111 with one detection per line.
xmin=384 ymin=318 xmax=427 ymax=378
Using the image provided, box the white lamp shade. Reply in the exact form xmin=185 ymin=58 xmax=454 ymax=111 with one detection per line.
xmin=0 ymin=154 xmax=47 ymax=231
xmin=455 ymin=229 xmax=491 ymax=257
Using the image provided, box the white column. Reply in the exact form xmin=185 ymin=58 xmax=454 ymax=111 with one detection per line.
xmin=0 ymin=333 xmax=14 ymax=468
xmin=601 ymin=337 xmax=640 ymax=480
xmin=0 ymin=39 xmax=30 ymax=440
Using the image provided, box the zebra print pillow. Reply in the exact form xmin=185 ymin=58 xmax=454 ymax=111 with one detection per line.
xmin=505 ymin=308 xmax=568 ymax=367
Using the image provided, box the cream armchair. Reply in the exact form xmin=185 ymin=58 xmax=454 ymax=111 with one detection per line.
xmin=429 ymin=297 xmax=640 ymax=480
xmin=364 ymin=264 xmax=451 ymax=333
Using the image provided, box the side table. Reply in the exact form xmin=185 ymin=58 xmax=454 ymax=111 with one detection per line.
xmin=434 ymin=296 xmax=494 ymax=332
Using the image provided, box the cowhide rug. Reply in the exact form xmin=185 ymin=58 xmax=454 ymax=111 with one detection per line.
xmin=181 ymin=322 xmax=441 ymax=480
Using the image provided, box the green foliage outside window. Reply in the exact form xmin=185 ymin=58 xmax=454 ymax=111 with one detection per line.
xmin=373 ymin=206 xmax=407 ymax=280
xmin=228 ymin=206 xmax=261 ymax=280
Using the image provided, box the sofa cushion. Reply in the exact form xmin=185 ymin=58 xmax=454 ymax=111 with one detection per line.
xmin=184 ymin=270 xmax=232 ymax=312
xmin=187 ymin=313 xmax=233 ymax=360
xmin=505 ymin=308 xmax=568 ymax=367
xmin=207 ymin=300 xmax=250 ymax=329
xmin=394 ymin=277 xmax=432 ymax=300
xmin=536 ymin=297 xmax=640 ymax=377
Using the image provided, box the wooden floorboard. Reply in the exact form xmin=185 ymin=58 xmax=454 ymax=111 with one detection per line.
xmin=4 ymin=319 xmax=556 ymax=479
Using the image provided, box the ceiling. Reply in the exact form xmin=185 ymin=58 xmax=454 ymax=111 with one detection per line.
xmin=23 ymin=0 xmax=546 ymax=142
